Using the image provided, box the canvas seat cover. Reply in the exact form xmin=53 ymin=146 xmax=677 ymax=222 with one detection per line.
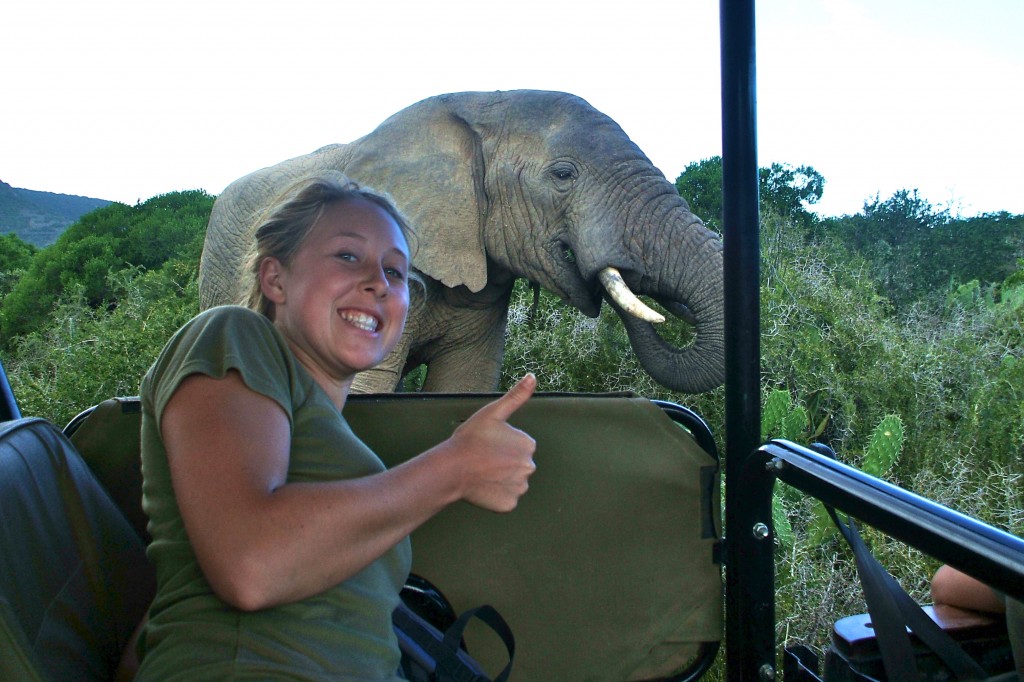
xmin=345 ymin=393 xmax=722 ymax=681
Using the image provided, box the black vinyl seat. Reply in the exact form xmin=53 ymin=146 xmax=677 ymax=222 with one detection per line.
xmin=0 ymin=418 xmax=154 ymax=682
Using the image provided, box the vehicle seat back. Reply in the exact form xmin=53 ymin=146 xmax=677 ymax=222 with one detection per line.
xmin=0 ymin=418 xmax=154 ymax=682
xmin=66 ymin=392 xmax=722 ymax=681
xmin=347 ymin=393 xmax=722 ymax=681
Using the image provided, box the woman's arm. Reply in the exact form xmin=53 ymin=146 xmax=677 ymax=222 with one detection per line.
xmin=931 ymin=564 xmax=1006 ymax=614
xmin=161 ymin=370 xmax=536 ymax=612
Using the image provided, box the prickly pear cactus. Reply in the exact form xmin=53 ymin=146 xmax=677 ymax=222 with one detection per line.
xmin=772 ymin=493 xmax=794 ymax=547
xmin=781 ymin=406 xmax=809 ymax=442
xmin=807 ymin=413 xmax=905 ymax=545
xmin=862 ymin=414 xmax=904 ymax=479
xmin=762 ymin=389 xmax=792 ymax=440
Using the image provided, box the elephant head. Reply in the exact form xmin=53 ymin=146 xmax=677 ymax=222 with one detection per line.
xmin=200 ymin=90 xmax=724 ymax=394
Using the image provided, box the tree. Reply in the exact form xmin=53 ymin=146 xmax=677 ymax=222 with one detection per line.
xmin=759 ymin=162 xmax=824 ymax=227
xmin=674 ymin=157 xmax=725 ymax=230
xmin=933 ymin=212 xmax=1024 ymax=297
xmin=0 ymin=232 xmax=37 ymax=297
xmin=858 ymin=189 xmax=942 ymax=251
xmin=674 ymin=157 xmax=824 ymax=232
xmin=0 ymin=231 xmax=36 ymax=270
xmin=818 ymin=191 xmax=1024 ymax=310
xmin=0 ymin=190 xmax=214 ymax=345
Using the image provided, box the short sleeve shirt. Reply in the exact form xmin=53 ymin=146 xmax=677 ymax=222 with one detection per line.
xmin=136 ymin=306 xmax=411 ymax=681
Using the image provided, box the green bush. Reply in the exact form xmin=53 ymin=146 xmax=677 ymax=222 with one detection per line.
xmin=7 ymin=263 xmax=199 ymax=427
xmin=0 ymin=232 xmax=37 ymax=298
xmin=0 ymin=191 xmax=213 ymax=345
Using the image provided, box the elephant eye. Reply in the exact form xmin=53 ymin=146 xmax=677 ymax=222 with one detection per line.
xmin=549 ymin=163 xmax=578 ymax=183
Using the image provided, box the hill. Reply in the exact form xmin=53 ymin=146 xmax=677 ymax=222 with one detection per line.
xmin=0 ymin=180 xmax=112 ymax=246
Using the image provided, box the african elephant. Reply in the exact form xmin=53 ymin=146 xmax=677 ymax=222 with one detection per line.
xmin=199 ymin=90 xmax=724 ymax=394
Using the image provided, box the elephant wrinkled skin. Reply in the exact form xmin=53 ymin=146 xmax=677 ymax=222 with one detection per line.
xmin=200 ymin=90 xmax=725 ymax=394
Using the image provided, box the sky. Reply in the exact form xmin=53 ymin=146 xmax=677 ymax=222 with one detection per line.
xmin=2 ymin=0 xmax=1022 ymax=219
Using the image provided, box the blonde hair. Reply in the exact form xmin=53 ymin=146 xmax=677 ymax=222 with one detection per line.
xmin=240 ymin=172 xmax=419 ymax=319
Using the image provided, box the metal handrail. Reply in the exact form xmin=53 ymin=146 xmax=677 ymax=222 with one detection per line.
xmin=763 ymin=439 xmax=1024 ymax=602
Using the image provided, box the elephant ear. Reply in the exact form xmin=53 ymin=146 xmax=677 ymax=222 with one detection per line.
xmin=342 ymin=98 xmax=489 ymax=292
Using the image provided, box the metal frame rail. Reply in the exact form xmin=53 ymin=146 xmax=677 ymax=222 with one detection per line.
xmin=763 ymin=440 xmax=1024 ymax=604
xmin=720 ymin=0 xmax=773 ymax=680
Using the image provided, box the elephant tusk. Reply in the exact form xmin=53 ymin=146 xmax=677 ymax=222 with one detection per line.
xmin=598 ymin=267 xmax=665 ymax=324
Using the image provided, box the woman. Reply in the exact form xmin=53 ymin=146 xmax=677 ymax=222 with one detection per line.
xmin=135 ymin=173 xmax=537 ymax=680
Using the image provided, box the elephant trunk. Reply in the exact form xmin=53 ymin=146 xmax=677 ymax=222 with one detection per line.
xmin=607 ymin=206 xmax=725 ymax=394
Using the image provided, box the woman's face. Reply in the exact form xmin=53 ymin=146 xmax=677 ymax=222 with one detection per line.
xmin=263 ymin=197 xmax=411 ymax=392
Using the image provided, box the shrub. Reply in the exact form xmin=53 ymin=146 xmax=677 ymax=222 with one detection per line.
xmin=0 ymin=191 xmax=212 ymax=346
xmin=7 ymin=263 xmax=199 ymax=426
xmin=499 ymin=211 xmax=1022 ymax=658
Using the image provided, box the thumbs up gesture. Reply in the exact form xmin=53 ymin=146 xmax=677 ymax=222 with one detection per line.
xmin=446 ymin=374 xmax=538 ymax=512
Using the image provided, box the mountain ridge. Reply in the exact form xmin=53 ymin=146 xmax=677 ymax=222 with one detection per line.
xmin=0 ymin=180 xmax=112 ymax=246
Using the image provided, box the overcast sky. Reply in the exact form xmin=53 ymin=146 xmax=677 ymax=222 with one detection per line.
xmin=3 ymin=0 xmax=1022 ymax=218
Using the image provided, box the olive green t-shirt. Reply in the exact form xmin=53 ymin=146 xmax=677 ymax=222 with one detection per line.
xmin=136 ymin=306 xmax=412 ymax=681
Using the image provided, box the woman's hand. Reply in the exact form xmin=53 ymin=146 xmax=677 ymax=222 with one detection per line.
xmin=444 ymin=373 xmax=538 ymax=512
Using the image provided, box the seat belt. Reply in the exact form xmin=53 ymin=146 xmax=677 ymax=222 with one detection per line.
xmin=827 ymin=505 xmax=989 ymax=681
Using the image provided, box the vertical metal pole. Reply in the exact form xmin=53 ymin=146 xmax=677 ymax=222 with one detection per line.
xmin=720 ymin=1 xmax=774 ymax=680
xmin=0 ymin=358 xmax=22 ymax=422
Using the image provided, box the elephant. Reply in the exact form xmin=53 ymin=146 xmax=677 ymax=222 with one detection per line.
xmin=199 ymin=90 xmax=724 ymax=394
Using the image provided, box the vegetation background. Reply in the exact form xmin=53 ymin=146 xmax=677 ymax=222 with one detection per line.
xmin=1 ymin=161 xmax=1021 ymax=664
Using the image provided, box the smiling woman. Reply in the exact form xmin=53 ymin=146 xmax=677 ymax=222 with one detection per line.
xmin=242 ymin=179 xmax=416 ymax=407
xmin=134 ymin=172 xmax=539 ymax=681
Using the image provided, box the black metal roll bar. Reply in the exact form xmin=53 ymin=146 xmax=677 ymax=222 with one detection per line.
xmin=720 ymin=1 xmax=775 ymax=679
xmin=0 ymin=360 xmax=21 ymax=423
xmin=719 ymin=1 xmax=1024 ymax=680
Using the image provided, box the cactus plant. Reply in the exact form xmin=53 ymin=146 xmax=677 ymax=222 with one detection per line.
xmin=781 ymin=406 xmax=809 ymax=442
xmin=762 ymin=389 xmax=792 ymax=441
xmin=862 ymin=414 xmax=904 ymax=479
xmin=806 ymin=414 xmax=905 ymax=545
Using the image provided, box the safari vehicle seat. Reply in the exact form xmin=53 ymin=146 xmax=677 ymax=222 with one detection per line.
xmin=342 ymin=393 xmax=722 ymax=681
xmin=4 ymin=392 xmax=722 ymax=681
xmin=0 ymin=417 xmax=154 ymax=682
